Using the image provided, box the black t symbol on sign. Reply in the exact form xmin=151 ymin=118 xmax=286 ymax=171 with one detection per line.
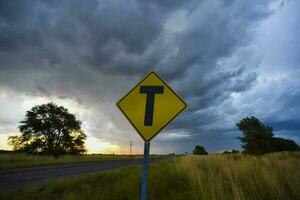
xmin=140 ymin=86 xmax=164 ymax=126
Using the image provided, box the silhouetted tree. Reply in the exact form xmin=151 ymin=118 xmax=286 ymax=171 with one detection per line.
xmin=223 ymin=149 xmax=240 ymax=154
xmin=237 ymin=116 xmax=299 ymax=154
xmin=237 ymin=116 xmax=274 ymax=154
xmin=271 ymin=137 xmax=299 ymax=151
xmin=231 ymin=149 xmax=240 ymax=154
xmin=8 ymin=102 xmax=86 ymax=156
xmin=193 ymin=145 xmax=208 ymax=155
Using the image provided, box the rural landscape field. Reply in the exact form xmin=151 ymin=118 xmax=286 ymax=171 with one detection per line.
xmin=1 ymin=0 xmax=300 ymax=200
xmin=0 ymin=152 xmax=299 ymax=200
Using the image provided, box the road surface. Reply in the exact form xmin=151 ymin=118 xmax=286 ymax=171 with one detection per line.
xmin=0 ymin=158 xmax=163 ymax=189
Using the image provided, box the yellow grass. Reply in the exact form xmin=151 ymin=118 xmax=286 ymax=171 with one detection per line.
xmin=167 ymin=152 xmax=300 ymax=200
xmin=0 ymin=152 xmax=299 ymax=200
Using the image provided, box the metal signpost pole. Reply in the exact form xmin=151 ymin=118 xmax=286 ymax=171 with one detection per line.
xmin=140 ymin=142 xmax=150 ymax=200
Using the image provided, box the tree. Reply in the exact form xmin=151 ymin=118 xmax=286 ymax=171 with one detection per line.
xmin=237 ymin=116 xmax=300 ymax=154
xmin=223 ymin=149 xmax=240 ymax=154
xmin=237 ymin=116 xmax=274 ymax=154
xmin=193 ymin=145 xmax=208 ymax=155
xmin=8 ymin=102 xmax=86 ymax=156
xmin=231 ymin=149 xmax=240 ymax=154
xmin=271 ymin=137 xmax=299 ymax=151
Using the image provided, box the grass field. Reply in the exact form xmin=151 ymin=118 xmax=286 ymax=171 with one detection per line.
xmin=0 ymin=152 xmax=299 ymax=200
xmin=0 ymin=153 xmax=144 ymax=169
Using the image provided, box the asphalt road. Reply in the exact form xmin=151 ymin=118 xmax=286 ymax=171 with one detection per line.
xmin=0 ymin=158 xmax=162 ymax=189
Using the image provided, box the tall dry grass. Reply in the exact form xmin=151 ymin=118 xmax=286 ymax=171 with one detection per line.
xmin=0 ymin=152 xmax=299 ymax=200
xmin=163 ymin=152 xmax=300 ymax=200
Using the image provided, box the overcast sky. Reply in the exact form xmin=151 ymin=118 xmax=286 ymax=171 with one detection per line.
xmin=0 ymin=0 xmax=299 ymax=154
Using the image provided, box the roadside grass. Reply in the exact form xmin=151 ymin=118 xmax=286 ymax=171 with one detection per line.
xmin=0 ymin=152 xmax=299 ymax=200
xmin=0 ymin=153 xmax=144 ymax=170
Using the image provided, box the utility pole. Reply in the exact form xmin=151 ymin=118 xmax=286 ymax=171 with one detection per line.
xmin=130 ymin=141 xmax=133 ymax=156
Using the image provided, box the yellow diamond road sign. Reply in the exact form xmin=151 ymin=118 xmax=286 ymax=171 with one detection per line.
xmin=117 ymin=71 xmax=187 ymax=142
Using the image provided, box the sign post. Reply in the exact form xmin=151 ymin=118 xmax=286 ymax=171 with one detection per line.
xmin=117 ymin=71 xmax=187 ymax=200
xmin=140 ymin=142 xmax=150 ymax=200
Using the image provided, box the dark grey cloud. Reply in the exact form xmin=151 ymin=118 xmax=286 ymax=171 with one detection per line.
xmin=0 ymin=0 xmax=271 ymax=75
xmin=271 ymin=120 xmax=300 ymax=131
xmin=1 ymin=0 xmax=298 ymax=153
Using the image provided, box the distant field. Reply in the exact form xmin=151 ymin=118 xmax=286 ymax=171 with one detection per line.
xmin=0 ymin=152 xmax=299 ymax=200
xmin=0 ymin=153 xmax=144 ymax=169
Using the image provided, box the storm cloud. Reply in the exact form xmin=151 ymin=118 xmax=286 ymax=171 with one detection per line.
xmin=0 ymin=0 xmax=299 ymax=153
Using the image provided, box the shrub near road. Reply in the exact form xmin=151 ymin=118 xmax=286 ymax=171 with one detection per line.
xmin=1 ymin=152 xmax=299 ymax=200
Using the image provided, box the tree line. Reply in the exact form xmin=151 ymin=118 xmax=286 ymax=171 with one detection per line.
xmin=6 ymin=102 xmax=300 ymax=157
xmin=194 ymin=116 xmax=299 ymax=155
